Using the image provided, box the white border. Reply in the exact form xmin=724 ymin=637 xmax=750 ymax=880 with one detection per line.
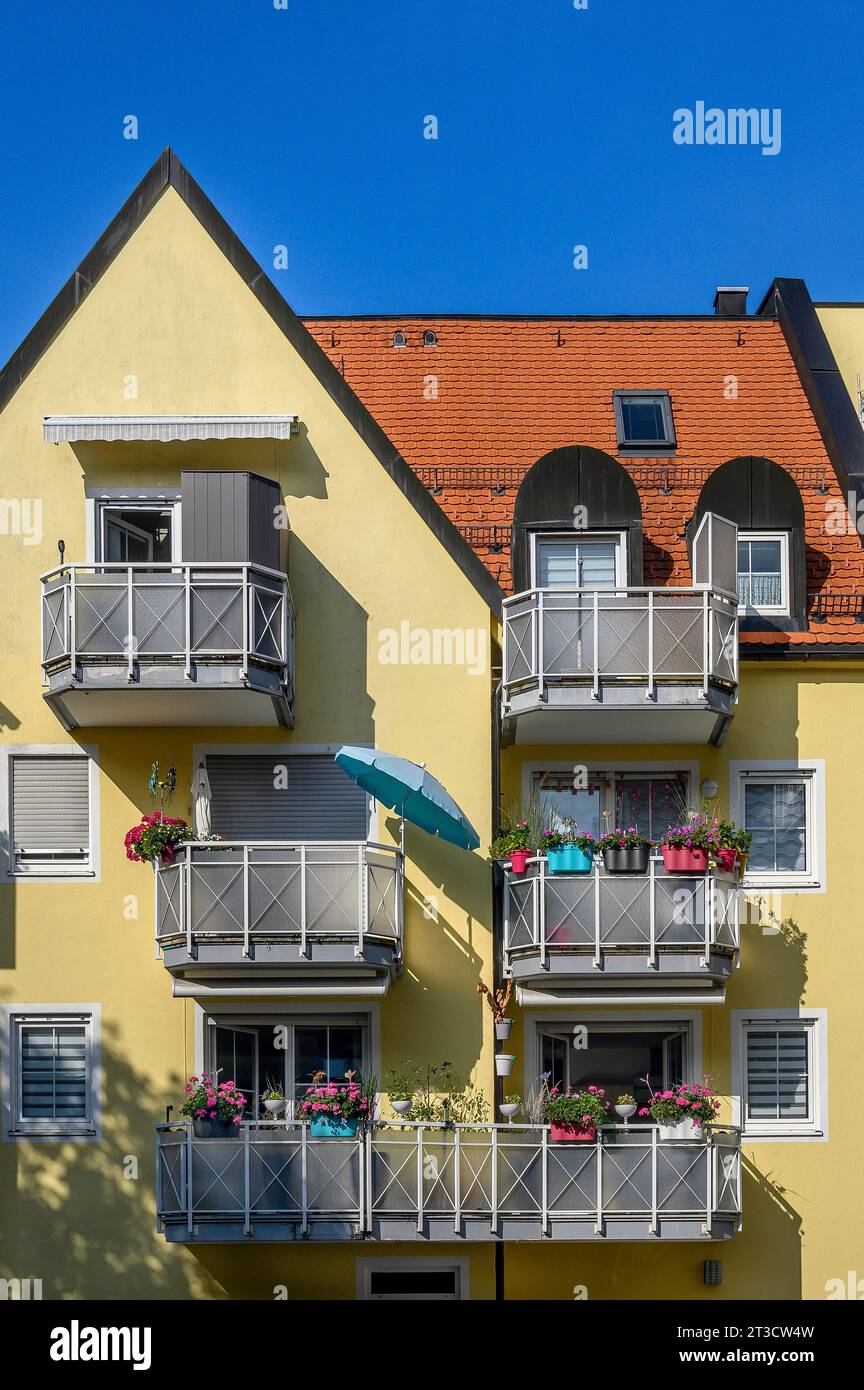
xmin=1 ymin=1003 xmax=102 ymax=1143
xmin=355 ymin=1257 xmax=469 ymax=1301
xmin=0 ymin=744 xmax=100 ymax=882
xmin=731 ymin=1008 xmax=828 ymax=1142
xmin=729 ymin=759 xmax=826 ymax=892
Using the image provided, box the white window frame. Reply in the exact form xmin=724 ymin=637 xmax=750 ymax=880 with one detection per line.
xmin=729 ymin=760 xmax=825 ymax=892
xmin=731 ymin=1009 xmax=828 ymax=1142
xmin=1 ymin=1004 xmax=101 ymax=1142
xmin=736 ymin=530 xmax=790 ymax=616
xmin=524 ymin=1011 xmax=703 ymax=1098
xmin=85 ymin=489 xmax=182 ymax=564
xmin=0 ymin=745 xmax=100 ymax=882
xmin=530 ymin=531 xmax=627 ymax=589
xmin=356 ymin=1257 xmax=469 ymax=1301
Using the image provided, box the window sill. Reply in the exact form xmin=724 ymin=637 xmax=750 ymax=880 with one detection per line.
xmin=742 ymin=876 xmax=822 ymax=893
xmin=742 ymin=1128 xmax=825 ymax=1143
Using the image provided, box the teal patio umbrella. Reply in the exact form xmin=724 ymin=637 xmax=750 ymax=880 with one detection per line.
xmin=334 ymin=746 xmax=480 ymax=853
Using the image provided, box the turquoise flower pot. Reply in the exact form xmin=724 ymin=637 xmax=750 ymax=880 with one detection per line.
xmin=309 ymin=1116 xmax=359 ymax=1138
xmin=547 ymin=846 xmax=593 ymax=874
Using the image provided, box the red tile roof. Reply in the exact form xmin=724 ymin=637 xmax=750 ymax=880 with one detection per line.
xmin=304 ymin=316 xmax=864 ymax=647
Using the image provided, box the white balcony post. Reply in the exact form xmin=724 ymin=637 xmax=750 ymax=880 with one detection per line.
xmin=453 ymin=1127 xmax=461 ymax=1235
xmin=126 ymin=568 xmax=135 ymax=681
xmin=503 ymin=871 xmax=511 ymax=963
xmin=650 ymin=1128 xmax=659 ymax=1236
xmin=241 ymin=565 xmax=250 ymax=681
xmin=184 ymin=842 xmax=192 ymax=956
xmin=538 ymin=857 xmax=547 ymax=969
xmin=357 ymin=1128 xmax=365 ymax=1232
xmin=491 ymin=1125 xmax=499 ymax=1235
xmin=356 ymin=844 xmax=366 ymax=958
xmin=536 ymin=590 xmax=544 ymax=703
xmin=702 ymin=589 xmax=710 ymax=697
xmin=243 ymin=1123 xmax=251 ymax=1236
xmin=69 ymin=568 xmax=77 ymax=669
xmin=648 ymin=856 xmax=656 ymax=968
xmin=242 ymin=844 xmax=251 ymax=958
xmin=541 ymin=1126 xmax=549 ymax=1234
xmin=646 ymin=590 xmax=655 ymax=699
xmin=185 ymin=1127 xmax=194 ymax=1236
xmin=300 ymin=1124 xmax=309 ymax=1235
xmin=395 ymin=851 xmax=404 ymax=957
xmin=594 ymin=1134 xmax=603 ymax=1236
xmin=593 ymin=861 xmax=601 ymax=969
xmin=364 ymin=1128 xmax=373 ymax=1234
xmin=184 ymin=566 xmax=192 ymax=679
xmin=592 ymin=590 xmax=600 ymax=699
xmin=707 ymin=1132 xmax=715 ymax=1232
xmin=416 ymin=1127 xmax=425 ymax=1234
xmin=300 ymin=845 xmax=307 ymax=959
xmin=703 ymin=872 xmax=712 ymax=967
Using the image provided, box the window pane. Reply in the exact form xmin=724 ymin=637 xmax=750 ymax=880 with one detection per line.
xmin=744 ymin=784 xmax=774 ymax=828
xmin=577 ymin=543 xmax=617 ymax=587
xmin=294 ymin=1026 xmax=328 ymax=1094
xmin=775 ymin=830 xmax=806 ymax=872
xmin=744 ymin=780 xmax=808 ymax=873
xmin=621 ymin=397 xmax=667 ymax=442
xmin=327 ymin=1027 xmax=363 ymax=1082
xmin=616 ymin=775 xmax=687 ymax=839
xmin=775 ymin=784 xmax=806 ymax=829
xmin=749 ymin=540 xmax=782 ymax=573
xmin=536 ymin=539 xmax=618 ymax=589
xmin=535 ymin=773 xmax=601 ymax=837
xmin=748 ymin=574 xmax=781 ymax=607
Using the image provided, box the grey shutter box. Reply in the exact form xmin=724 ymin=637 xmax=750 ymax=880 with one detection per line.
xmin=207 ymin=755 xmax=367 ymax=841
xmin=181 ymin=472 xmax=282 ymax=569
xmin=12 ymin=756 xmax=90 ymax=858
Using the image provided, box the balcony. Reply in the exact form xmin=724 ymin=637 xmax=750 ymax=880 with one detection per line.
xmin=155 ymin=842 xmax=403 ymax=996
xmin=40 ymin=562 xmax=295 ymax=728
xmin=504 ymin=857 xmax=739 ymax=1003
xmin=156 ymin=1120 xmax=741 ymax=1243
xmin=501 ymin=587 xmax=738 ymax=744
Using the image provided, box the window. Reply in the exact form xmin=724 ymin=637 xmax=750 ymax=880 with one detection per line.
xmin=538 ymin=1020 xmax=692 ymax=1118
xmin=207 ymin=1018 xmax=368 ymax=1119
xmin=737 ymin=532 xmax=789 ymax=614
xmin=613 ymin=391 xmax=675 ymax=449
xmin=731 ymin=763 xmax=824 ymax=889
xmin=4 ymin=751 xmax=97 ymax=879
xmin=532 ymin=766 xmax=693 ymax=840
xmin=356 ymin=1259 xmax=467 ymax=1301
xmin=423 ymin=330 xmax=438 ymax=347
xmin=392 ymin=331 xmax=407 ymax=348
xmin=206 ymin=754 xmax=368 ymax=841
xmin=3 ymin=1006 xmax=100 ymax=1140
xmin=733 ymin=1012 xmax=827 ymax=1140
xmin=531 ymin=532 xmax=625 ymax=589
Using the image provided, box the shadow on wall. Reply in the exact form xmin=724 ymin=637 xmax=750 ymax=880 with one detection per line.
xmin=0 ymin=1008 xmax=222 ymax=1301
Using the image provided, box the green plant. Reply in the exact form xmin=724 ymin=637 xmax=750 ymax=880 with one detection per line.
xmin=661 ymin=814 xmax=722 ymax=853
xmin=490 ymin=790 xmax=552 ymax=860
xmin=124 ymin=812 xmax=192 ymax=864
xmin=385 ymin=1063 xmax=423 ymax=1102
xmin=180 ymin=1071 xmax=247 ymax=1125
xmin=408 ymin=1062 xmax=489 ymax=1126
xmin=262 ymin=1076 xmax=285 ymax=1102
xmin=616 ymin=1093 xmax=635 ymax=1106
xmin=598 ymin=827 xmax=653 ymax=852
xmin=489 ymin=823 xmax=531 ymax=858
xmin=502 ymin=1093 xmax=521 ymax=1105
xmin=736 ymin=827 xmax=753 ymax=854
xmin=545 ymin=1085 xmax=610 ymax=1128
xmin=299 ymin=1070 xmax=376 ymax=1123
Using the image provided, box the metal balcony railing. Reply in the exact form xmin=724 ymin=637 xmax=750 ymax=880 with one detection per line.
xmin=504 ymin=856 xmax=739 ymax=971
xmin=155 ymin=842 xmax=403 ymax=959
xmin=40 ymin=562 xmax=294 ymax=684
xmin=502 ymin=586 xmax=738 ymax=710
xmin=156 ymin=1120 xmax=742 ymax=1241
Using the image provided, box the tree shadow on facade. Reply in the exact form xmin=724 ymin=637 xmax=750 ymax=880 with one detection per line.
xmin=0 ymin=1010 xmax=222 ymax=1300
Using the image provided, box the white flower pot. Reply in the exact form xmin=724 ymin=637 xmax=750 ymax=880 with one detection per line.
xmin=499 ymin=1102 xmax=521 ymax=1119
xmin=263 ymin=1098 xmax=285 ymax=1116
xmin=658 ymin=1119 xmax=701 ymax=1140
xmin=495 ymin=1019 xmax=513 ymax=1042
xmin=495 ymin=1054 xmax=516 ymax=1077
xmin=615 ymin=1103 xmax=636 ymax=1123
xmin=391 ymin=1098 xmax=412 ymax=1116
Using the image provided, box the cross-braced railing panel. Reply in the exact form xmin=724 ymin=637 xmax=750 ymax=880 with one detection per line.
xmin=155 ymin=841 xmax=403 ymax=951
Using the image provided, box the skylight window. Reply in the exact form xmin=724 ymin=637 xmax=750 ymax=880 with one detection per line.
xmin=613 ymin=391 xmax=676 ymax=449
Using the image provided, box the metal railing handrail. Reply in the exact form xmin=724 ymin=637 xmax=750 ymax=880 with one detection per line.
xmin=503 ymin=583 xmax=740 ymax=607
xmin=40 ymin=559 xmax=290 ymax=583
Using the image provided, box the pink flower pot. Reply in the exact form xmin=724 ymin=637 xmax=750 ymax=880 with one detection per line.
xmin=715 ymin=847 xmax=737 ymax=874
xmin=550 ymin=1122 xmax=596 ymax=1143
xmin=509 ymin=850 xmax=530 ymax=875
xmin=661 ymin=845 xmax=708 ymax=874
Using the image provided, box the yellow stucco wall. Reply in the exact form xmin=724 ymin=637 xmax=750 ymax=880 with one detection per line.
xmin=0 ymin=188 xmax=495 ymax=1299
xmin=816 ymin=304 xmax=864 ymax=420
xmin=501 ymin=662 xmax=864 ymax=1299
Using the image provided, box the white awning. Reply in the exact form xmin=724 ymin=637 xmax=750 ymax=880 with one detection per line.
xmin=43 ymin=414 xmax=299 ymax=443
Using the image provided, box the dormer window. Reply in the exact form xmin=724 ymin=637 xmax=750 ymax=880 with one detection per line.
xmin=613 ymin=391 xmax=675 ymax=450
xmin=531 ymin=532 xmax=626 ymax=589
xmin=737 ymin=532 xmax=789 ymax=615
xmin=392 ymin=331 xmax=407 ymax=348
xmin=423 ymin=330 xmax=438 ymax=347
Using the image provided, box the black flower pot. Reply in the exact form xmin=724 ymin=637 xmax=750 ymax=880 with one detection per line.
xmin=603 ymin=846 xmax=650 ymax=875
xmin=192 ymin=1117 xmax=237 ymax=1139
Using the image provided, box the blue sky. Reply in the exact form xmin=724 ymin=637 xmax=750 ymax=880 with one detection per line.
xmin=1 ymin=0 xmax=861 ymax=364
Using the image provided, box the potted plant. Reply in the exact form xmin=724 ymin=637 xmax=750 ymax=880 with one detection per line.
xmin=736 ymin=826 xmax=752 ymax=876
xmin=543 ymin=822 xmax=596 ymax=874
xmin=659 ymin=815 xmax=721 ymax=874
xmin=500 ymin=1095 xmax=521 ymax=1120
xmin=546 ymin=1084 xmax=610 ymax=1141
xmin=637 ymin=1074 xmax=719 ymax=1139
xmin=598 ymin=827 xmax=652 ymax=874
xmin=261 ymin=1077 xmax=286 ymax=1117
xmin=495 ymin=1053 xmax=516 ymax=1077
xmin=385 ymin=1064 xmax=419 ymax=1116
xmin=476 ymin=979 xmax=513 ymax=1040
xmin=299 ymin=1070 xmax=374 ymax=1137
xmin=490 ymin=821 xmax=532 ymax=875
xmin=673 ymin=1079 xmax=721 ymax=1136
xmin=714 ymin=819 xmax=742 ymax=875
xmin=180 ymin=1072 xmax=246 ymax=1138
xmin=125 ymin=811 xmax=192 ymax=865
xmin=615 ymin=1092 xmax=637 ymax=1123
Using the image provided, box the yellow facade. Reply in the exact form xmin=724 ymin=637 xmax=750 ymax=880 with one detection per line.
xmin=816 ymin=304 xmax=864 ymax=421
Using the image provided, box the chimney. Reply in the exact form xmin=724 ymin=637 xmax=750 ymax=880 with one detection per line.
xmin=713 ymin=286 xmax=749 ymax=317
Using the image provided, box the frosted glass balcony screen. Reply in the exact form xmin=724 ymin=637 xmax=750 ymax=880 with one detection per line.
xmin=535 ymin=538 xmax=618 ymax=589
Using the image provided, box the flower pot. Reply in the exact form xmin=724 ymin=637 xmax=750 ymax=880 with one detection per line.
xmin=509 ymin=850 xmax=530 ymax=875
xmin=661 ymin=844 xmax=708 ymax=874
xmin=192 ymin=1117 xmax=238 ymax=1139
xmin=495 ymin=1053 xmax=516 ymax=1077
xmin=309 ymin=1116 xmax=359 ymax=1138
xmin=615 ymin=1103 xmax=637 ymax=1123
xmin=499 ymin=1102 xmax=521 ymax=1120
xmin=657 ymin=1123 xmax=683 ymax=1141
xmin=548 ymin=845 xmax=593 ymax=874
xmin=603 ymin=846 xmax=650 ymax=874
xmin=391 ymin=1099 xmax=412 ymax=1116
xmin=263 ymin=1098 xmax=285 ymax=1116
xmin=737 ymin=850 xmax=749 ymax=877
xmin=715 ymin=847 xmax=737 ymax=874
xmin=495 ymin=1018 xmax=513 ymax=1042
xmin=550 ymin=1122 xmax=596 ymax=1142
